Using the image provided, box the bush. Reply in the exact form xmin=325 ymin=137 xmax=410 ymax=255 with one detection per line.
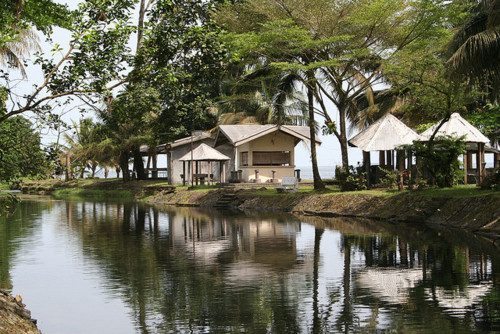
xmin=403 ymin=136 xmax=465 ymax=188
xmin=480 ymin=169 xmax=500 ymax=190
xmin=378 ymin=167 xmax=398 ymax=189
xmin=336 ymin=166 xmax=367 ymax=192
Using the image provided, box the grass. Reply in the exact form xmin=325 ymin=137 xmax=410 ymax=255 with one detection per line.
xmin=21 ymin=178 xmax=498 ymax=201
xmin=52 ymin=188 xmax=134 ymax=201
xmin=411 ymin=185 xmax=499 ymax=198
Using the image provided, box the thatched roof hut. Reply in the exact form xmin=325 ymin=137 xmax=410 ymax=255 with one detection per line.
xmin=349 ymin=113 xmax=421 ymax=151
xmin=420 ymin=113 xmax=489 ymax=143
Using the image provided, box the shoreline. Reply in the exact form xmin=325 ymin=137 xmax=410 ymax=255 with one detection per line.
xmin=17 ymin=179 xmax=500 ymax=238
xmin=0 ymin=290 xmax=41 ymax=334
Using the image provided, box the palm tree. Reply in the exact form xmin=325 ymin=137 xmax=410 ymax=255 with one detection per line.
xmin=0 ymin=29 xmax=40 ymax=77
xmin=447 ymin=0 xmax=500 ymax=100
xmin=217 ymin=67 xmax=308 ymax=126
xmin=218 ymin=65 xmax=326 ymax=190
xmin=64 ymin=118 xmax=106 ymax=178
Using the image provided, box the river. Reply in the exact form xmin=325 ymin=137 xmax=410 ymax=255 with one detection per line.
xmin=0 ymin=197 xmax=498 ymax=333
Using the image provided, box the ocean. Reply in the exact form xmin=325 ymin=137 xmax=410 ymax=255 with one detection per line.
xmin=296 ymin=166 xmax=336 ymax=180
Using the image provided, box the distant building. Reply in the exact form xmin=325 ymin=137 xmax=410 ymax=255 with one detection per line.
xmin=162 ymin=124 xmax=320 ymax=184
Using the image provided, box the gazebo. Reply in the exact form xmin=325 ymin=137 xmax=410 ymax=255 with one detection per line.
xmin=349 ymin=114 xmax=422 ymax=187
xmin=420 ymin=113 xmax=493 ymax=185
xmin=179 ymin=143 xmax=230 ymax=186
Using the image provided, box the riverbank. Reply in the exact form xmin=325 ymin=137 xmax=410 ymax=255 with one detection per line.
xmin=0 ymin=290 xmax=40 ymax=334
xmin=17 ymin=179 xmax=500 ymax=237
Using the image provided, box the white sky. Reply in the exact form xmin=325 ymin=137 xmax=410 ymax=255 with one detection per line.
xmin=21 ymin=0 xmax=363 ymax=170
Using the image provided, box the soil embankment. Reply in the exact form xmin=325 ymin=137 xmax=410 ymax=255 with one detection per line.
xmin=147 ymin=189 xmax=500 ymax=236
xmin=18 ymin=179 xmax=500 ymax=237
xmin=0 ymin=290 xmax=40 ymax=334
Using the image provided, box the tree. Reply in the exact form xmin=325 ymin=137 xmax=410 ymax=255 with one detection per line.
xmin=0 ymin=116 xmax=48 ymax=181
xmin=0 ymin=0 xmax=135 ymax=125
xmin=447 ymin=0 xmax=500 ymax=100
xmin=135 ymin=0 xmax=227 ymax=144
xmin=63 ymin=118 xmax=107 ymax=178
xmin=99 ymin=84 xmax=161 ymax=181
xmin=216 ymin=0 xmax=469 ymax=176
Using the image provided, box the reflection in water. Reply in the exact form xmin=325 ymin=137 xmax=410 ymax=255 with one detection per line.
xmin=0 ymin=199 xmax=499 ymax=333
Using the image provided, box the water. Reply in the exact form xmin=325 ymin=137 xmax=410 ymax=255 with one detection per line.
xmin=0 ymin=198 xmax=499 ymax=333
xmin=297 ymin=166 xmax=336 ymax=180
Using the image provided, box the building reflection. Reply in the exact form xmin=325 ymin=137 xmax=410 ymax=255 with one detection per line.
xmin=56 ymin=202 xmax=500 ymax=333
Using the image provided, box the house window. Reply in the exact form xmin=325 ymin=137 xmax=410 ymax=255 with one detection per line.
xmin=241 ymin=152 xmax=249 ymax=166
xmin=253 ymin=151 xmax=291 ymax=166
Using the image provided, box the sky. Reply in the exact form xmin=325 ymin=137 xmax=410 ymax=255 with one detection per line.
xmin=21 ymin=0 xmax=365 ymax=172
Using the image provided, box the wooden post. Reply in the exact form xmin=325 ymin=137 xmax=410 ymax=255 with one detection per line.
xmin=363 ymin=151 xmax=371 ymax=187
xmin=195 ymin=161 xmax=199 ymax=186
xmin=209 ymin=161 xmax=212 ymax=185
xmin=495 ymin=152 xmax=500 ymax=169
xmin=379 ymin=151 xmax=386 ymax=168
xmin=479 ymin=143 xmax=486 ymax=184
xmin=152 ymin=154 xmax=158 ymax=179
xmin=386 ymin=150 xmax=392 ymax=169
xmin=182 ymin=161 xmax=186 ymax=186
xmin=407 ymin=149 xmax=414 ymax=187
xmin=463 ymin=151 xmax=468 ymax=185
xmin=397 ymin=150 xmax=405 ymax=191
xmin=476 ymin=143 xmax=484 ymax=185
xmin=467 ymin=151 xmax=473 ymax=170
xmin=219 ymin=161 xmax=223 ymax=184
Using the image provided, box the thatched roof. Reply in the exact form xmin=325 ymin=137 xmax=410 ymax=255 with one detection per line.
xmin=421 ymin=113 xmax=490 ymax=143
xmin=217 ymin=125 xmax=321 ymax=147
xmin=349 ymin=114 xmax=421 ymax=151
xmin=179 ymin=143 xmax=230 ymax=161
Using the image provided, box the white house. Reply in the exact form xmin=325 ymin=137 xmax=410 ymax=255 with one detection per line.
xmin=163 ymin=124 xmax=320 ymax=184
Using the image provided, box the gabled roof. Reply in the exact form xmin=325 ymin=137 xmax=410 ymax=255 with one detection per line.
xmin=179 ymin=143 xmax=230 ymax=161
xmin=420 ymin=113 xmax=490 ymax=143
xmin=217 ymin=124 xmax=321 ymax=147
xmin=169 ymin=131 xmax=214 ymax=149
xmin=349 ymin=113 xmax=421 ymax=151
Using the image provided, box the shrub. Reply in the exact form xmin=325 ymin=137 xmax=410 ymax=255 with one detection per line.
xmin=480 ymin=169 xmax=500 ymax=190
xmin=403 ymin=136 xmax=465 ymax=188
xmin=378 ymin=167 xmax=398 ymax=189
xmin=336 ymin=166 xmax=367 ymax=192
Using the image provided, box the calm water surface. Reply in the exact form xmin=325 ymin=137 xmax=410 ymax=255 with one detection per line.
xmin=0 ymin=198 xmax=498 ymax=333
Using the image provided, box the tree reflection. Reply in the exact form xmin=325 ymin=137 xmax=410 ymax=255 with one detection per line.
xmin=64 ymin=203 xmax=304 ymax=333
xmin=54 ymin=202 xmax=500 ymax=333
xmin=0 ymin=201 xmax=49 ymax=290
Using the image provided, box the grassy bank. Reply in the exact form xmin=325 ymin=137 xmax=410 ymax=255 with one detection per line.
xmin=18 ymin=179 xmax=499 ymax=235
xmin=51 ymin=188 xmax=134 ymax=200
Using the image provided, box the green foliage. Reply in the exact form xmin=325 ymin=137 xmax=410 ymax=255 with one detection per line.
xmin=479 ymin=169 xmax=500 ymax=191
xmin=405 ymin=136 xmax=466 ymax=188
xmin=0 ymin=117 xmax=48 ymax=181
xmin=378 ymin=167 xmax=399 ymax=189
xmin=336 ymin=166 xmax=367 ymax=192
xmin=136 ymin=0 xmax=226 ymax=142
xmin=0 ymin=193 xmax=19 ymax=216
xmin=467 ymin=103 xmax=500 ymax=143
xmin=0 ymin=0 xmax=71 ymax=46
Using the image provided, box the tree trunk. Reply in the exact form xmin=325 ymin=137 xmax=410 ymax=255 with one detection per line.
xmin=312 ymin=228 xmax=324 ymax=334
xmin=133 ymin=149 xmax=146 ymax=180
xmin=91 ymin=162 xmax=97 ymax=178
xmin=119 ymin=152 xmax=130 ymax=181
xmin=338 ymin=105 xmax=349 ymax=172
xmin=136 ymin=0 xmax=147 ymax=50
xmin=306 ymin=70 xmax=325 ymax=191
